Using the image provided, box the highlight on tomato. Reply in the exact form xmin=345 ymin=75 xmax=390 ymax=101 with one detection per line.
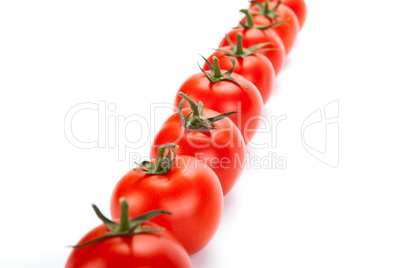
xmin=173 ymin=56 xmax=264 ymax=144
xmin=220 ymin=9 xmax=286 ymax=75
xmin=246 ymin=0 xmax=300 ymax=55
xmin=204 ymin=32 xmax=275 ymax=104
xmin=110 ymin=144 xmax=223 ymax=255
xmin=66 ymin=198 xmax=192 ymax=268
xmin=151 ymin=93 xmax=245 ymax=195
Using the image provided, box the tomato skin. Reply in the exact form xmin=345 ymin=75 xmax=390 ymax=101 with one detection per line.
xmin=173 ymin=71 xmax=263 ymax=144
xmin=219 ymin=28 xmax=285 ymax=76
xmin=252 ymin=0 xmax=307 ymax=29
xmin=66 ymin=221 xmax=192 ymax=268
xmin=280 ymin=0 xmax=306 ymax=29
xmin=151 ymin=107 xmax=245 ymax=196
xmin=110 ymin=155 xmax=223 ymax=255
xmin=203 ymin=50 xmax=275 ymax=104
xmin=246 ymin=2 xmax=300 ymax=55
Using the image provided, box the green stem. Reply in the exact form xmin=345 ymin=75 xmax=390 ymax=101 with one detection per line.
xmin=135 ymin=144 xmax=179 ymax=175
xmin=178 ymin=92 xmax=202 ymax=117
xmin=241 ymin=9 xmax=254 ymax=27
xmin=71 ymin=198 xmax=172 ymax=249
xmin=235 ymin=32 xmax=244 ymax=55
xmin=118 ymin=197 xmax=130 ymax=232
xmin=214 ymin=33 xmax=275 ymax=59
xmin=177 ymin=92 xmax=239 ymax=130
xmin=212 ymin=56 xmax=222 ymax=77
xmin=263 ymin=1 xmax=269 ymax=14
xmin=250 ymin=0 xmax=281 ymax=20
xmin=240 ymin=7 xmax=284 ymax=30
xmin=199 ymin=55 xmax=250 ymax=90
xmin=155 ymin=146 xmax=165 ymax=171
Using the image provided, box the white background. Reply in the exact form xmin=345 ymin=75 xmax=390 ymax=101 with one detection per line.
xmin=1 ymin=0 xmax=402 ymax=267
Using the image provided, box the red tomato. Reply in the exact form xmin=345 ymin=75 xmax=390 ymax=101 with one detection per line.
xmin=204 ymin=33 xmax=275 ymax=104
xmin=151 ymin=93 xmax=246 ymax=195
xmin=252 ymin=0 xmax=307 ymax=29
xmin=173 ymin=56 xmax=264 ymax=143
xmin=280 ymin=0 xmax=306 ymax=29
xmin=111 ymin=145 xmax=223 ymax=255
xmin=66 ymin=199 xmax=191 ymax=268
xmin=246 ymin=1 xmax=300 ymax=55
xmin=219 ymin=10 xmax=285 ymax=75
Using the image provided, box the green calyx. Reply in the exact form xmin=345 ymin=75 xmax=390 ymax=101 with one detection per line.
xmin=177 ymin=92 xmax=238 ymax=130
xmin=135 ymin=143 xmax=179 ymax=175
xmin=199 ymin=55 xmax=249 ymax=90
xmin=239 ymin=9 xmax=284 ymax=30
xmin=250 ymin=0 xmax=281 ymax=20
xmin=215 ymin=32 xmax=275 ymax=59
xmin=72 ymin=198 xmax=171 ymax=248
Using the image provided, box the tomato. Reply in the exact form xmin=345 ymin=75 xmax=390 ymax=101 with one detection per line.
xmin=173 ymin=56 xmax=264 ymax=143
xmin=246 ymin=0 xmax=300 ymax=55
xmin=219 ymin=10 xmax=285 ymax=75
xmin=251 ymin=0 xmax=307 ymax=29
xmin=111 ymin=144 xmax=223 ymax=255
xmin=279 ymin=0 xmax=306 ymax=29
xmin=152 ymin=93 xmax=245 ymax=195
xmin=204 ymin=32 xmax=275 ymax=104
xmin=66 ymin=198 xmax=191 ymax=268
